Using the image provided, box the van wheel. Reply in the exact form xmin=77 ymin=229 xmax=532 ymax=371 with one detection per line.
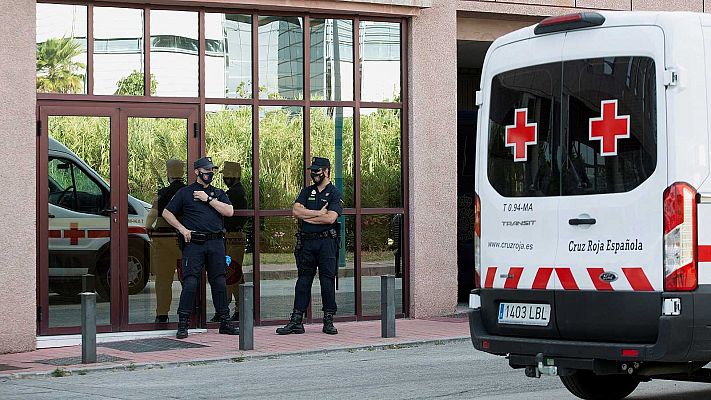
xmin=560 ymin=370 xmax=640 ymax=400
xmin=126 ymin=244 xmax=148 ymax=295
xmin=95 ymin=245 xmax=149 ymax=301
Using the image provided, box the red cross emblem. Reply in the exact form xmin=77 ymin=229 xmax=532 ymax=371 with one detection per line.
xmin=505 ymin=108 xmax=538 ymax=162
xmin=64 ymin=223 xmax=86 ymax=245
xmin=589 ymin=99 xmax=630 ymax=156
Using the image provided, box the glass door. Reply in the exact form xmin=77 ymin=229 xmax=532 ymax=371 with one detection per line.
xmin=38 ymin=105 xmax=120 ymax=335
xmin=119 ymin=106 xmax=199 ymax=331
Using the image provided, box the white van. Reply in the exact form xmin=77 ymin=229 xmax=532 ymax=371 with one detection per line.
xmin=48 ymin=137 xmax=151 ymax=300
xmin=470 ymin=11 xmax=711 ymax=399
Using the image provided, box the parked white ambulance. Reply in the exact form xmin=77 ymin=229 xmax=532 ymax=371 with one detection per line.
xmin=48 ymin=137 xmax=151 ymax=300
xmin=470 ymin=11 xmax=711 ymax=399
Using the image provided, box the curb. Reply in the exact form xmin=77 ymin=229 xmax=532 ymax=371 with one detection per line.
xmin=0 ymin=336 xmax=470 ymax=381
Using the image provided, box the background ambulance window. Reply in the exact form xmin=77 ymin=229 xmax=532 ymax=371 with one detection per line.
xmin=487 ymin=62 xmax=561 ymax=197
xmin=562 ymin=57 xmax=657 ymax=195
xmin=48 ymin=158 xmax=107 ymax=215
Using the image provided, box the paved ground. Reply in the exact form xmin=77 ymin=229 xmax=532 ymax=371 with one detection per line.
xmin=2 ymin=340 xmax=711 ymax=399
xmin=0 ymin=317 xmax=469 ymax=379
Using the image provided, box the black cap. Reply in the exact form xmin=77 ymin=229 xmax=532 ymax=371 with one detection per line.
xmin=307 ymin=157 xmax=331 ymax=171
xmin=194 ymin=156 xmax=215 ymax=170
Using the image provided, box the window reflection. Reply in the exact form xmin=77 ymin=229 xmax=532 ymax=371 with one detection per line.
xmin=94 ymin=7 xmax=144 ymax=96
xmin=360 ymin=108 xmax=402 ymax=208
xmin=47 ymin=116 xmax=112 ymax=328
xmin=260 ymin=216 xmax=299 ymax=321
xmin=259 ymin=106 xmax=304 ymax=210
xmin=36 ymin=4 xmax=88 ymax=94
xmin=310 ymin=19 xmax=354 ymax=101
xmin=150 ymin=10 xmax=198 ymax=97
xmin=205 ymin=13 xmax=252 ymax=99
xmin=259 ymin=16 xmax=304 ymax=100
xmin=310 ymin=107 xmax=354 ymax=208
xmin=361 ymin=214 xmax=403 ymax=315
xmin=359 ymin=21 xmax=400 ymax=102
xmin=206 ymin=104 xmax=253 ymax=207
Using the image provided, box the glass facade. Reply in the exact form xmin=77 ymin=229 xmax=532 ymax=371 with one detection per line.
xmin=37 ymin=2 xmax=406 ymax=331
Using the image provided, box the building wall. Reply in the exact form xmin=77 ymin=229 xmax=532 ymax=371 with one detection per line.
xmin=408 ymin=0 xmax=459 ymax=317
xmin=0 ymin=0 xmax=37 ymax=354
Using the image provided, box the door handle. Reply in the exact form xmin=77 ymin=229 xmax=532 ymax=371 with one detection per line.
xmin=101 ymin=206 xmax=118 ymax=215
xmin=569 ymin=218 xmax=596 ymax=226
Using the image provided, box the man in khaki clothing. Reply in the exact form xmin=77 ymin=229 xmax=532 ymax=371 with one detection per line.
xmin=210 ymin=161 xmax=248 ymax=322
xmin=145 ymin=159 xmax=186 ymax=323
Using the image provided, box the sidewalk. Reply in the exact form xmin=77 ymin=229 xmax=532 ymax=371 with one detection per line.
xmin=0 ymin=316 xmax=471 ymax=380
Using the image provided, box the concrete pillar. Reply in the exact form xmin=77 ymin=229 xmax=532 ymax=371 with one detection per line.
xmin=0 ymin=0 xmax=37 ymax=354
xmin=408 ymin=0 xmax=458 ymax=318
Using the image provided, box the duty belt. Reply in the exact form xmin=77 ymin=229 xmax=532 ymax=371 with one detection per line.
xmin=192 ymin=231 xmax=225 ymax=240
xmin=297 ymin=228 xmax=338 ymax=240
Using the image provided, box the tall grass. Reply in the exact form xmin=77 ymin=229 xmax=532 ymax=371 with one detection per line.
xmin=47 ymin=106 xmax=402 ymax=253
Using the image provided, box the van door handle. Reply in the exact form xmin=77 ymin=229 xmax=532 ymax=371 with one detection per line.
xmin=101 ymin=207 xmax=118 ymax=215
xmin=569 ymin=218 xmax=596 ymax=225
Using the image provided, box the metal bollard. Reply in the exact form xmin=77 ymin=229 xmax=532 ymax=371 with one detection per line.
xmin=82 ymin=273 xmax=95 ymax=294
xmin=239 ymin=283 xmax=254 ymax=350
xmin=81 ymin=291 xmax=97 ymax=364
xmin=381 ymin=275 xmax=396 ymax=338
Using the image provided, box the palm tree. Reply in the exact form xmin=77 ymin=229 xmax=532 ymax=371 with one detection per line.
xmin=36 ymin=37 xmax=85 ymax=94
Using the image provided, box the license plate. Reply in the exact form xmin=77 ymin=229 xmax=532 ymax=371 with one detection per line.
xmin=498 ymin=303 xmax=551 ymax=326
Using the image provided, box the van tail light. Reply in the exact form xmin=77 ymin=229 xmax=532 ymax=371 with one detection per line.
xmin=663 ymin=182 xmax=698 ymax=292
xmin=474 ymin=192 xmax=481 ymax=288
xmin=534 ymin=12 xmax=605 ymax=35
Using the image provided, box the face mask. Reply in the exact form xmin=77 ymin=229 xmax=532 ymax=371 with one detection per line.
xmin=200 ymin=171 xmax=214 ymax=184
xmin=310 ymin=171 xmax=325 ymax=185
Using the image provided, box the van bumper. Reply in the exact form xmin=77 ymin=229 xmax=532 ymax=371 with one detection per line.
xmin=469 ymin=292 xmax=695 ymax=366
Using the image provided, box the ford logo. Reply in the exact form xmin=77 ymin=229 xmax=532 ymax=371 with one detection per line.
xmin=599 ymin=272 xmax=618 ymax=283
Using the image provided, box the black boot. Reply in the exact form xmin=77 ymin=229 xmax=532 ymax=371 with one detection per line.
xmin=322 ymin=311 xmax=338 ymax=335
xmin=176 ymin=313 xmax=190 ymax=339
xmin=155 ymin=315 xmax=169 ymax=323
xmin=219 ymin=315 xmax=240 ymax=335
xmin=230 ymin=311 xmax=240 ymax=321
xmin=209 ymin=313 xmax=221 ymax=323
xmin=276 ymin=310 xmax=305 ymax=335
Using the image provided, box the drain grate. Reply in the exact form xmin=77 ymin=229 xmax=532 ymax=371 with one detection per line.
xmin=0 ymin=364 xmax=26 ymax=371
xmin=99 ymin=337 xmax=208 ymax=353
xmin=35 ymin=354 xmax=129 ymax=366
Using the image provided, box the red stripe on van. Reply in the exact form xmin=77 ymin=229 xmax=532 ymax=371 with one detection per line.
xmin=504 ymin=267 xmax=524 ymax=289
xmin=587 ymin=267 xmax=614 ymax=291
xmin=622 ymin=268 xmax=654 ymax=291
xmin=484 ymin=267 xmax=497 ymax=289
xmin=532 ymin=267 xmax=554 ymax=290
xmin=699 ymin=245 xmax=711 ymax=263
xmin=556 ymin=268 xmax=579 ymax=290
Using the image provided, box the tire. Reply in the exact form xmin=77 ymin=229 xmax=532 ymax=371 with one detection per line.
xmin=560 ymin=370 xmax=640 ymax=400
xmin=126 ymin=244 xmax=148 ymax=296
xmin=94 ymin=243 xmax=150 ymax=301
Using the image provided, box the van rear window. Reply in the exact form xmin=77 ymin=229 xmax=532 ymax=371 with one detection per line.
xmin=487 ymin=57 xmax=657 ymax=197
xmin=487 ymin=62 xmax=561 ymax=197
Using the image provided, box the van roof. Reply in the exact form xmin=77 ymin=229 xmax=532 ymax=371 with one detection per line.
xmin=48 ymin=136 xmax=75 ymax=155
xmin=494 ymin=11 xmax=711 ymax=49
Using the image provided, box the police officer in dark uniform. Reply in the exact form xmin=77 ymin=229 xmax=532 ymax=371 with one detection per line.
xmin=162 ymin=156 xmax=239 ymax=339
xmin=277 ymin=157 xmax=343 ymax=335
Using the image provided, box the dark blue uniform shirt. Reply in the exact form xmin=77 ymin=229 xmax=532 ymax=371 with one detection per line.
xmin=165 ymin=182 xmax=231 ymax=233
xmin=295 ymin=182 xmax=344 ymax=233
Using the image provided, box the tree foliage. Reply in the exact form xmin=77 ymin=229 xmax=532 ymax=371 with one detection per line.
xmin=36 ymin=37 xmax=85 ymax=94
xmin=115 ymin=70 xmax=158 ymax=96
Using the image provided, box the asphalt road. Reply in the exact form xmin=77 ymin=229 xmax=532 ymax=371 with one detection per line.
xmin=2 ymin=340 xmax=711 ymax=399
